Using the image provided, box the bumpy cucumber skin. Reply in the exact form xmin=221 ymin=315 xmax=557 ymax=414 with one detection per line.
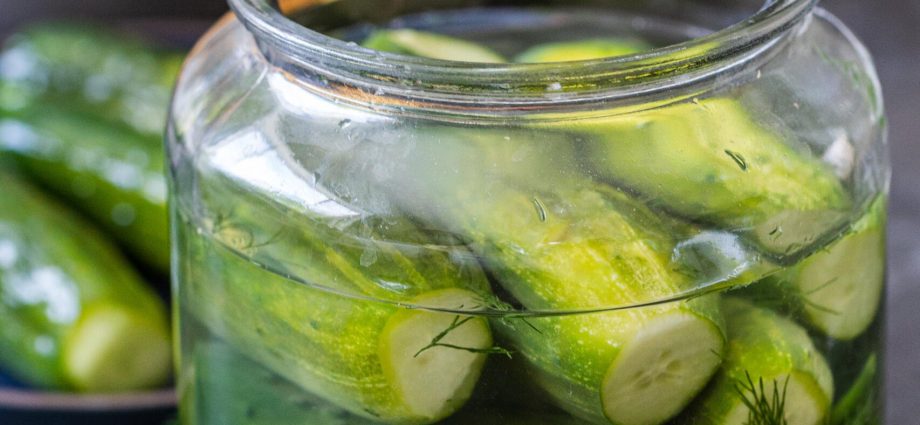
xmin=680 ymin=298 xmax=833 ymax=425
xmin=176 ymin=195 xmax=493 ymax=424
xmin=461 ymin=185 xmax=725 ymax=424
xmin=0 ymin=173 xmax=169 ymax=390
xmin=0 ymin=107 xmax=169 ymax=271
xmin=514 ymin=38 xmax=650 ymax=63
xmin=567 ymin=98 xmax=851 ymax=258
xmin=0 ymin=23 xmax=183 ymax=138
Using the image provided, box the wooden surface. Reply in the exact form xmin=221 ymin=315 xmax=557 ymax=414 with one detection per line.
xmin=0 ymin=0 xmax=917 ymax=423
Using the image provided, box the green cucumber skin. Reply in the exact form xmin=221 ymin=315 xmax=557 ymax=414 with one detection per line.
xmin=468 ymin=186 xmax=724 ymax=424
xmin=566 ymin=98 xmax=851 ymax=258
xmin=0 ymin=23 xmax=183 ymax=138
xmin=0 ymin=172 xmax=168 ymax=390
xmin=680 ymin=298 xmax=833 ymax=425
xmin=831 ymin=354 xmax=880 ymax=425
xmin=0 ymin=106 xmax=169 ymax=271
xmin=176 ymin=187 xmax=492 ymax=425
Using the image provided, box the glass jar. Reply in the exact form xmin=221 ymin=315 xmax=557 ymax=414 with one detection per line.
xmin=167 ymin=1 xmax=888 ymax=424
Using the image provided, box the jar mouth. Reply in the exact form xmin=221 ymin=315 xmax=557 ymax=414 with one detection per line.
xmin=228 ymin=0 xmax=815 ymax=114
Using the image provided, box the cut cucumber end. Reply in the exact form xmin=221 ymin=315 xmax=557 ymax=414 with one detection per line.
xmin=379 ymin=289 xmax=492 ymax=421
xmin=63 ymin=304 xmax=172 ymax=392
xmin=797 ymin=226 xmax=884 ymax=340
xmin=602 ymin=311 xmax=724 ymax=425
xmin=724 ymin=372 xmax=829 ymax=425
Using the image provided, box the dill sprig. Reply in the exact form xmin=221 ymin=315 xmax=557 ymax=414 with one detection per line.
xmin=735 ymin=372 xmax=790 ymax=425
xmin=474 ymin=292 xmax=542 ymax=334
xmin=414 ymin=315 xmax=513 ymax=359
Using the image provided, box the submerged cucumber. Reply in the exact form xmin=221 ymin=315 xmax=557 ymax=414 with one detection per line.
xmin=190 ymin=339 xmax=582 ymax=425
xmin=190 ymin=339 xmax=377 ymax=425
xmin=362 ymin=29 xmax=507 ymax=63
xmin=515 ymin=38 xmax=650 ymax=63
xmin=309 ymin=125 xmax=728 ymax=424
xmin=0 ymin=23 xmax=183 ymax=138
xmin=0 ymin=172 xmax=170 ymax=392
xmin=747 ymin=197 xmax=886 ymax=340
xmin=681 ymin=298 xmax=833 ymax=425
xmin=466 ymin=183 xmax=726 ymax=425
xmin=178 ymin=164 xmax=496 ymax=424
xmin=0 ymin=106 xmax=169 ymax=271
xmin=831 ymin=354 xmax=879 ymax=425
xmin=557 ymin=98 xmax=851 ymax=257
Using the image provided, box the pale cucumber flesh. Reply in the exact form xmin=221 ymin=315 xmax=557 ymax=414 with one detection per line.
xmin=380 ymin=289 xmax=493 ymax=421
xmin=63 ymin=304 xmax=172 ymax=392
xmin=602 ymin=311 xmax=724 ymax=425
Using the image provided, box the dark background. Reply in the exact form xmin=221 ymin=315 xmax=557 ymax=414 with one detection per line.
xmin=1 ymin=0 xmax=916 ymax=423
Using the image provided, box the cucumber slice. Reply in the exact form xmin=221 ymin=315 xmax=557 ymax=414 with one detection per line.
xmin=681 ymin=298 xmax=833 ymax=425
xmin=362 ymin=29 xmax=507 ymax=63
xmin=515 ymin=38 xmax=650 ymax=63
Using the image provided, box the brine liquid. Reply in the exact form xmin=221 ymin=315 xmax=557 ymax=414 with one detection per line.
xmin=172 ymin=4 xmax=884 ymax=425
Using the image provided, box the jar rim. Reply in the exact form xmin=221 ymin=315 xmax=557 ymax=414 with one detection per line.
xmin=228 ymin=0 xmax=816 ymax=113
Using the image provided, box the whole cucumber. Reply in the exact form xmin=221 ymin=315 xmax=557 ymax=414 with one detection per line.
xmin=679 ymin=298 xmax=834 ymax=425
xmin=177 ymin=150 xmax=497 ymax=424
xmin=553 ymin=98 xmax=851 ymax=259
xmin=0 ymin=23 xmax=183 ymax=138
xmin=0 ymin=172 xmax=170 ymax=392
xmin=0 ymin=106 xmax=169 ymax=271
xmin=740 ymin=197 xmax=886 ymax=340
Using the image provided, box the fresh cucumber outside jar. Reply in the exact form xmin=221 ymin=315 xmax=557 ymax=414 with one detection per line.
xmin=168 ymin=1 xmax=888 ymax=425
xmin=0 ymin=172 xmax=171 ymax=392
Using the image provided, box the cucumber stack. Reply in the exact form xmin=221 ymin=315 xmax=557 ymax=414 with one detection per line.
xmin=0 ymin=24 xmax=180 ymax=272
